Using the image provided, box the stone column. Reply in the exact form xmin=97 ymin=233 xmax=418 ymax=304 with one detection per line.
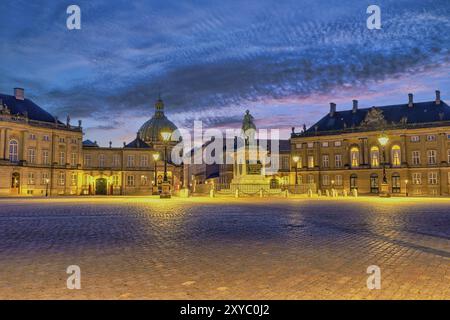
xmin=20 ymin=130 xmax=28 ymax=162
xmin=400 ymin=134 xmax=407 ymax=165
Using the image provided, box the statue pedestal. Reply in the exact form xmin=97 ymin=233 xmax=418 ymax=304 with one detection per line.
xmin=179 ymin=188 xmax=189 ymax=198
xmin=152 ymin=186 xmax=159 ymax=195
xmin=160 ymin=182 xmax=171 ymax=199
xmin=379 ymin=183 xmax=390 ymax=197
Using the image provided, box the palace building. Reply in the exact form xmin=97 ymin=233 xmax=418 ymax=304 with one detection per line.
xmin=0 ymin=88 xmax=182 ymax=196
xmin=290 ymin=91 xmax=450 ymax=196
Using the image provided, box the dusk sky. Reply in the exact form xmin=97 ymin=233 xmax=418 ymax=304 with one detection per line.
xmin=0 ymin=0 xmax=449 ymax=146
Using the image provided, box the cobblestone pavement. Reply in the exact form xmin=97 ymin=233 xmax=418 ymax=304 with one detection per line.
xmin=0 ymin=196 xmax=449 ymax=299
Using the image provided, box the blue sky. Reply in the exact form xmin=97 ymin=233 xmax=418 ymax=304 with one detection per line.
xmin=0 ymin=0 xmax=449 ymax=146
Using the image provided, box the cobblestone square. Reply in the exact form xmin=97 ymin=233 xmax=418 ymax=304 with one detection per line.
xmin=0 ymin=196 xmax=449 ymax=299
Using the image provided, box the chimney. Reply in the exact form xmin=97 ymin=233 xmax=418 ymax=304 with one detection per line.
xmin=14 ymin=88 xmax=24 ymax=100
xmin=352 ymin=100 xmax=358 ymax=113
xmin=408 ymin=93 xmax=413 ymax=108
xmin=329 ymin=102 xmax=336 ymax=117
xmin=435 ymin=90 xmax=441 ymax=105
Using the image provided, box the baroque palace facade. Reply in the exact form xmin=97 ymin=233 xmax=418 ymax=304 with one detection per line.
xmin=0 ymin=88 xmax=182 ymax=196
xmin=290 ymin=91 xmax=450 ymax=196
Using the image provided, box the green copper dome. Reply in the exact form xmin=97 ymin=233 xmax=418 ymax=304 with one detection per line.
xmin=138 ymin=98 xmax=178 ymax=143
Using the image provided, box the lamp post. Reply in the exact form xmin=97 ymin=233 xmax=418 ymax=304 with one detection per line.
xmin=152 ymin=152 xmax=160 ymax=195
xmin=292 ymin=156 xmax=299 ymax=185
xmin=160 ymin=131 xmax=172 ymax=198
xmin=45 ymin=178 xmax=49 ymax=197
xmin=378 ymin=132 xmax=390 ymax=197
xmin=405 ymin=179 xmax=409 ymax=197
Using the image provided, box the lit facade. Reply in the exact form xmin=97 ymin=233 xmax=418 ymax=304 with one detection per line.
xmin=291 ymin=92 xmax=450 ymax=196
xmin=0 ymin=88 xmax=182 ymax=196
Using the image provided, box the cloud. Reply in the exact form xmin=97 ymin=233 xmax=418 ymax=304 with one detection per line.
xmin=0 ymin=0 xmax=449 ymax=146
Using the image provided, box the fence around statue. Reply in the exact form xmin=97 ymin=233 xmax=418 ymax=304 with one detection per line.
xmin=191 ymin=183 xmax=317 ymax=197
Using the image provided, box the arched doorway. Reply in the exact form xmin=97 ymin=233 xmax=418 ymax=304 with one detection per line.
xmin=370 ymin=173 xmax=379 ymax=194
xmin=11 ymin=172 xmax=20 ymax=194
xmin=95 ymin=178 xmax=107 ymax=195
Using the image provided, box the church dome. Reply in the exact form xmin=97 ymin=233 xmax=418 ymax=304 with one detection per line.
xmin=138 ymin=98 xmax=178 ymax=143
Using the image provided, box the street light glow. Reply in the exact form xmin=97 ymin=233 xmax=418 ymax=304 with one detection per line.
xmin=378 ymin=133 xmax=389 ymax=146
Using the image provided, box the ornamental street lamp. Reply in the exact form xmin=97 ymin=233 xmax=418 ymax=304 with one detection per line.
xmin=152 ymin=152 xmax=160 ymax=195
xmin=160 ymin=131 xmax=172 ymax=198
xmin=292 ymin=156 xmax=299 ymax=185
xmin=378 ymin=132 xmax=390 ymax=197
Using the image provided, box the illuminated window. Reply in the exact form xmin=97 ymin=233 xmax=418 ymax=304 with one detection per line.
xmin=427 ymin=150 xmax=437 ymax=165
xmin=428 ymin=172 xmax=438 ymax=185
xmin=41 ymin=172 xmax=49 ymax=185
xmin=141 ymin=155 xmax=149 ymax=167
xmin=71 ymin=173 xmax=77 ymax=186
xmin=335 ymin=154 xmax=342 ymax=168
xmin=412 ymin=151 xmax=420 ymax=165
xmin=322 ymin=175 xmax=330 ymax=186
xmin=9 ymin=140 xmax=18 ymax=162
xmin=42 ymin=150 xmax=49 ymax=165
xmin=28 ymin=172 xmax=35 ymax=185
xmin=112 ymin=175 xmax=119 ymax=186
xmin=141 ymin=175 xmax=148 ymax=186
xmin=307 ymin=142 xmax=314 ymax=148
xmin=370 ymin=146 xmax=380 ymax=167
xmin=426 ymin=135 xmax=436 ymax=142
xmin=127 ymin=155 xmax=135 ymax=167
xmin=112 ymin=154 xmax=120 ymax=167
xmin=59 ymin=151 xmax=65 ymax=165
xmin=127 ymin=175 xmax=135 ymax=186
xmin=410 ymin=136 xmax=420 ymax=142
xmin=391 ymin=145 xmax=401 ymax=167
xmin=84 ymin=154 xmax=92 ymax=167
xmin=322 ymin=155 xmax=329 ymax=168
xmin=307 ymin=175 xmax=314 ymax=184
xmin=334 ymin=141 xmax=342 ymax=147
xmin=412 ymin=173 xmax=421 ymax=185
xmin=350 ymin=147 xmax=359 ymax=167
xmin=71 ymin=153 xmax=77 ymax=166
xmin=335 ymin=175 xmax=342 ymax=186
xmin=308 ymin=156 xmax=314 ymax=168
xmin=322 ymin=142 xmax=329 ymax=148
xmin=28 ymin=148 xmax=36 ymax=164
xmin=99 ymin=154 xmax=105 ymax=167
xmin=59 ymin=172 xmax=65 ymax=186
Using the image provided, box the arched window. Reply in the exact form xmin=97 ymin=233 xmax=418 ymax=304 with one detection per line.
xmin=9 ymin=140 xmax=19 ymax=162
xmin=350 ymin=147 xmax=359 ymax=167
xmin=391 ymin=145 xmax=401 ymax=167
xmin=370 ymin=146 xmax=380 ymax=167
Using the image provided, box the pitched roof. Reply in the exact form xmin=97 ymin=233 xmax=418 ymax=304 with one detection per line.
xmin=301 ymin=100 xmax=450 ymax=136
xmin=0 ymin=93 xmax=57 ymax=123
xmin=124 ymin=136 xmax=151 ymax=149
xmin=82 ymin=139 xmax=99 ymax=147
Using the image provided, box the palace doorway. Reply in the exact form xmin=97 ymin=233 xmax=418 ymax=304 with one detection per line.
xmin=11 ymin=172 xmax=20 ymax=194
xmin=95 ymin=178 xmax=108 ymax=195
